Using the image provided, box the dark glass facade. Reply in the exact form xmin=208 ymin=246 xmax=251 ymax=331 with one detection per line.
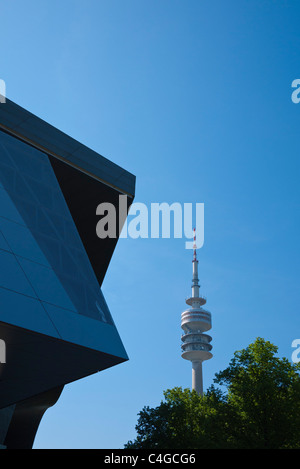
xmin=0 ymin=99 xmax=135 ymax=449
xmin=0 ymin=130 xmax=112 ymax=325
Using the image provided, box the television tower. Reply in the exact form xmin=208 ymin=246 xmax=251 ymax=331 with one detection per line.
xmin=181 ymin=229 xmax=212 ymax=395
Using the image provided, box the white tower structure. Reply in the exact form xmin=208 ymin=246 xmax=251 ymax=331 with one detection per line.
xmin=181 ymin=230 xmax=212 ymax=395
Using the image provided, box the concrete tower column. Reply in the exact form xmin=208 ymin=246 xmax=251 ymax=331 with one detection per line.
xmin=192 ymin=361 xmax=203 ymax=395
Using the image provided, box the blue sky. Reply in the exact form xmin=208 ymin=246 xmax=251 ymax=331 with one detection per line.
xmin=0 ymin=0 xmax=299 ymax=448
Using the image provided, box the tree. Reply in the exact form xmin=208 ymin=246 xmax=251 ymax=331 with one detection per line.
xmin=125 ymin=386 xmax=233 ymax=449
xmin=124 ymin=338 xmax=300 ymax=449
xmin=214 ymin=337 xmax=300 ymax=448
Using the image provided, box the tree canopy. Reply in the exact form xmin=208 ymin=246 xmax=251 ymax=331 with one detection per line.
xmin=125 ymin=338 xmax=300 ymax=449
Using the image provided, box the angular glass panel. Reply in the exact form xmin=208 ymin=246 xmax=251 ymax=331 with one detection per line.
xmin=0 ymin=131 xmax=113 ymax=324
xmin=0 ymin=230 xmax=11 ymax=252
xmin=0 ymin=187 xmax=24 ymax=225
xmin=0 ymin=217 xmax=49 ymax=265
xmin=17 ymin=256 xmax=76 ymax=311
xmin=0 ymin=250 xmax=37 ymax=298
xmin=0 ymin=286 xmax=60 ymax=337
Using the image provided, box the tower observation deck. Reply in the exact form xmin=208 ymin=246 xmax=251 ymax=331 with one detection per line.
xmin=181 ymin=230 xmax=212 ymax=395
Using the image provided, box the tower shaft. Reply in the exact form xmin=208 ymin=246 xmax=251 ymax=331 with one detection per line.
xmin=192 ymin=360 xmax=203 ymax=395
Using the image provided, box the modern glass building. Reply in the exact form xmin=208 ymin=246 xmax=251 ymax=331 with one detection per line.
xmin=0 ymin=99 xmax=135 ymax=449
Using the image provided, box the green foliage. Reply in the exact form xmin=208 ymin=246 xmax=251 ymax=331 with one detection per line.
xmin=213 ymin=337 xmax=300 ymax=448
xmin=125 ymin=338 xmax=300 ymax=449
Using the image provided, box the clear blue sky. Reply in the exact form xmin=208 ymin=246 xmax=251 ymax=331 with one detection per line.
xmin=0 ymin=0 xmax=299 ymax=448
